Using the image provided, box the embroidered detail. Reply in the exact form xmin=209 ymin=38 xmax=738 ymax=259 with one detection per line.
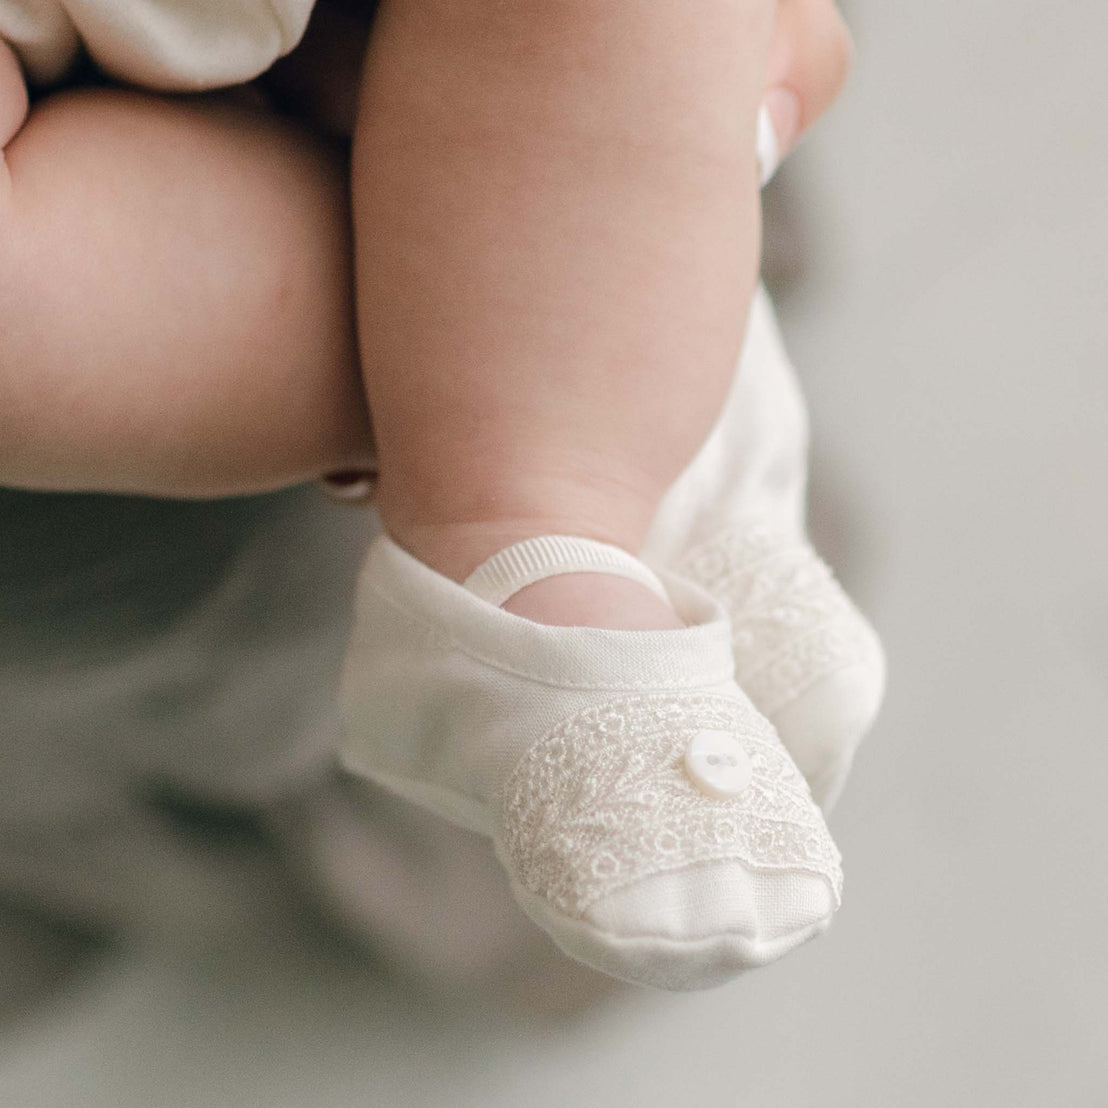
xmin=678 ymin=525 xmax=881 ymax=715
xmin=499 ymin=693 xmax=842 ymax=918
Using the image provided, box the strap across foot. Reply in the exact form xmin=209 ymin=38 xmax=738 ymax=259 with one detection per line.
xmin=463 ymin=535 xmax=669 ymax=608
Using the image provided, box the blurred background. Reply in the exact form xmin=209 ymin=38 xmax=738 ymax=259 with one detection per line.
xmin=2 ymin=0 xmax=1106 ymax=1104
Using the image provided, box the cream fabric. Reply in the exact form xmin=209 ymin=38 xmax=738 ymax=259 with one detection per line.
xmin=339 ymin=535 xmax=841 ymax=990
xmin=644 ymin=287 xmax=885 ymax=809
xmin=0 ymin=0 xmax=314 ymax=89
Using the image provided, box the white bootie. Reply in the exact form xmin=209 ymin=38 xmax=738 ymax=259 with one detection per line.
xmin=644 ymin=286 xmax=885 ymax=810
xmin=339 ymin=534 xmax=842 ymax=990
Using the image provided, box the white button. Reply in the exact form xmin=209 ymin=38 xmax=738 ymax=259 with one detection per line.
xmin=684 ymin=730 xmax=753 ymax=799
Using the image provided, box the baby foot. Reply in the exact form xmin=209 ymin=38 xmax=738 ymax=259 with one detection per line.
xmin=675 ymin=523 xmax=885 ymax=811
xmin=339 ymin=533 xmax=841 ymax=990
xmin=644 ymin=286 xmax=886 ymax=809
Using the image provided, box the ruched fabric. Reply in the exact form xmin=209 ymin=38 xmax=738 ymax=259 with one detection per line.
xmin=0 ymin=0 xmax=314 ymax=89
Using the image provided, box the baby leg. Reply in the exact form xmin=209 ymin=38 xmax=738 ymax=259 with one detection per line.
xmin=0 ymin=66 xmax=371 ymax=497
xmin=352 ymin=0 xmax=775 ymax=625
xmin=341 ymin=0 xmax=844 ymax=990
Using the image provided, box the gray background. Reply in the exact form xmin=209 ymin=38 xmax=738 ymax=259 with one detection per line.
xmin=2 ymin=0 xmax=1106 ymax=1103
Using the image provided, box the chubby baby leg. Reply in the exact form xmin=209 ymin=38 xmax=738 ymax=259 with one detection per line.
xmin=353 ymin=0 xmax=775 ymax=615
xmin=0 ymin=76 xmax=372 ymax=497
xmin=340 ymin=0 xmax=845 ymax=991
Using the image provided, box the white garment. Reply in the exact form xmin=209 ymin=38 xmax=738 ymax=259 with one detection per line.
xmin=339 ymin=534 xmax=842 ymax=991
xmin=0 ymin=0 xmax=314 ymax=89
xmin=645 ymin=287 xmax=885 ymax=809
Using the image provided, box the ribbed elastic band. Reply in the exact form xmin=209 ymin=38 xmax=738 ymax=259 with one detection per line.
xmin=463 ymin=536 xmax=669 ymax=608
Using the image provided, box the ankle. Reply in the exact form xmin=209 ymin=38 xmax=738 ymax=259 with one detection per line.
xmin=376 ymin=458 xmax=672 ymax=584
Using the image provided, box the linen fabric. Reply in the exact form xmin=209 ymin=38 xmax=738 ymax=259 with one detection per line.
xmin=338 ymin=535 xmax=841 ymax=990
xmin=645 ymin=286 xmax=885 ymax=809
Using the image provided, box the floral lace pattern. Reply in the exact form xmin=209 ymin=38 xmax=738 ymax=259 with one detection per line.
xmin=678 ymin=524 xmax=881 ymax=716
xmin=499 ymin=693 xmax=842 ymax=919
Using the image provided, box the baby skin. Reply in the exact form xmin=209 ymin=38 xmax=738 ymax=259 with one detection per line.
xmin=0 ymin=0 xmax=850 ymax=566
xmin=0 ymin=0 xmax=860 ymax=987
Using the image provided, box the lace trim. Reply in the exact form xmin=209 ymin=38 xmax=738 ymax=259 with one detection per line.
xmin=678 ymin=525 xmax=881 ymax=715
xmin=499 ymin=693 xmax=842 ymax=919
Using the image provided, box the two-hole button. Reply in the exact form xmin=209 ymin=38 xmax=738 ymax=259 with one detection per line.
xmin=684 ymin=730 xmax=753 ymax=799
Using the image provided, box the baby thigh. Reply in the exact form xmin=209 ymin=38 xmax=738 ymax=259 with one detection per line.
xmin=0 ymin=81 xmax=372 ymax=497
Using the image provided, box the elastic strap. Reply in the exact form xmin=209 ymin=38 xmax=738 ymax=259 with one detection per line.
xmin=463 ymin=535 xmax=669 ymax=608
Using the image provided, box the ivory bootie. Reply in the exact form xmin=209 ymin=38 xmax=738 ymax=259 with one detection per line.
xmin=339 ymin=533 xmax=842 ymax=991
xmin=644 ymin=287 xmax=885 ymax=810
